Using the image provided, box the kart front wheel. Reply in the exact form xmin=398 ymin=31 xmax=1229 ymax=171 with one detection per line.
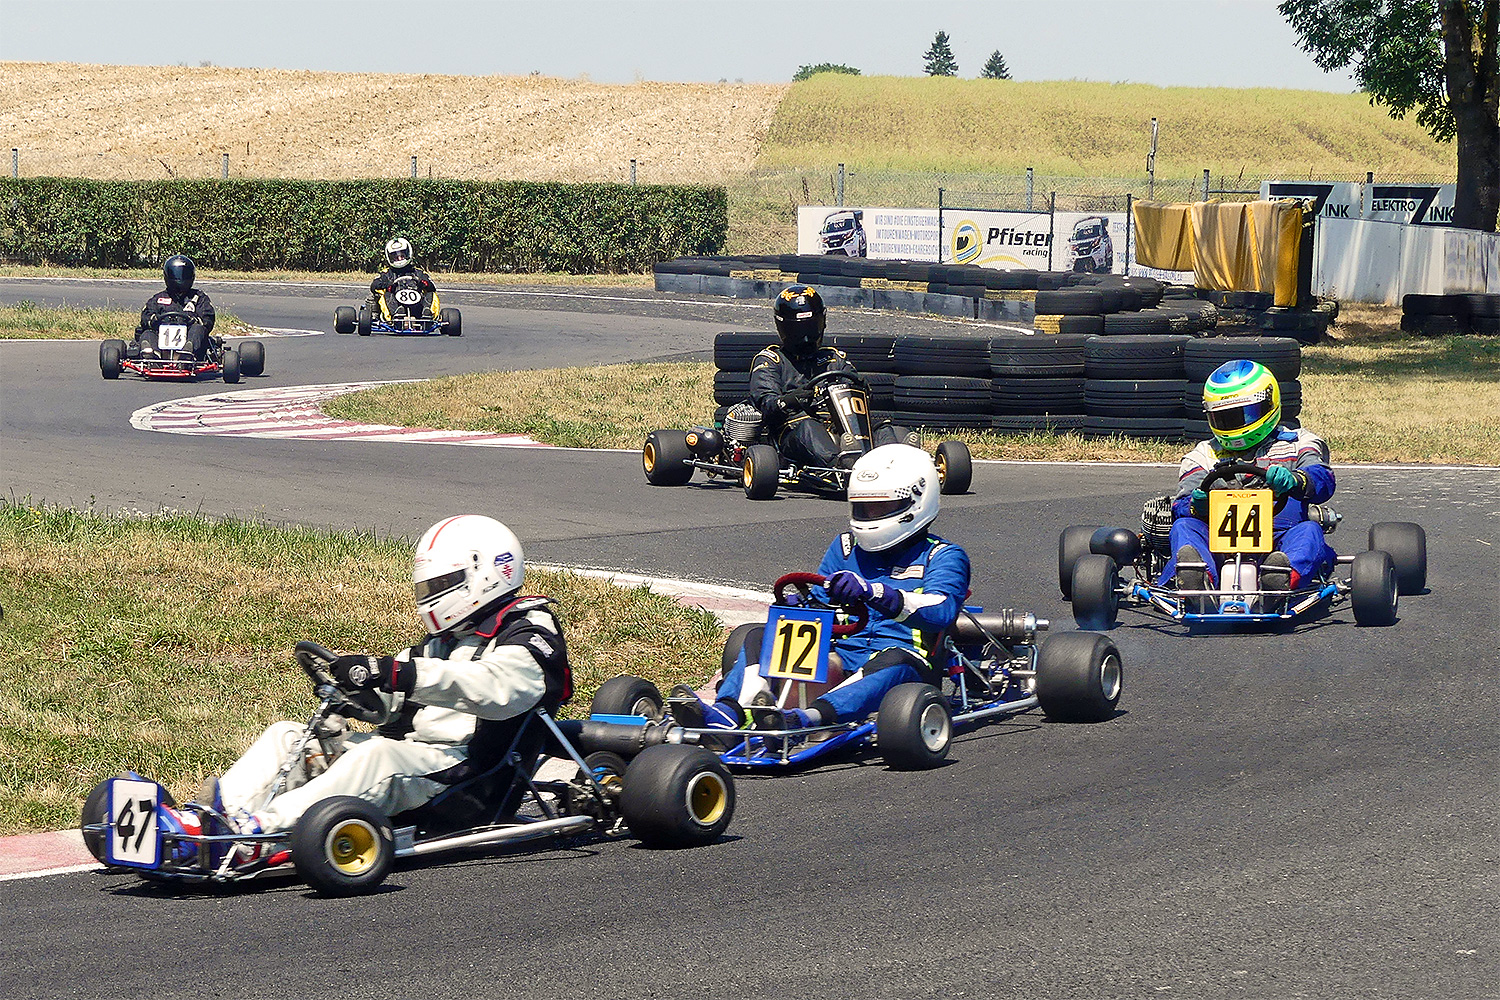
xmin=643 ymin=430 xmax=694 ymax=486
xmin=742 ymin=444 xmax=780 ymax=500
xmin=221 ymin=347 xmax=241 ymax=384
xmin=877 ymin=683 xmax=952 ymax=770
xmin=333 ymin=306 xmax=356 ymax=334
xmin=1369 ymin=522 xmax=1426 ymax=595
xmin=1035 ymin=631 xmax=1123 ymax=722
xmin=1058 ymin=524 xmax=1100 ymax=599
xmin=237 ymin=339 xmax=266 ymax=377
xmin=439 ymin=307 xmax=462 ymax=337
xmin=291 ymin=796 xmax=395 ymax=897
xmin=356 ymin=305 xmax=373 ymax=337
xmin=1350 ymin=549 xmax=1398 ymax=626
xmin=935 ymin=440 xmax=972 ymax=495
xmin=590 ymin=674 xmax=665 ymax=719
xmin=621 ymin=744 xmax=735 ymax=848
xmin=100 ymin=341 xmax=123 ymax=380
xmin=1070 ymin=554 xmax=1120 ymax=630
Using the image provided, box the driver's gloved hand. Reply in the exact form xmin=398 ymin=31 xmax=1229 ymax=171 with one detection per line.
xmin=1189 ymin=488 xmax=1208 ymax=519
xmin=826 ymin=570 xmax=903 ymax=618
xmin=1264 ymin=465 xmax=1305 ymax=497
xmin=776 ymin=387 xmax=812 ymax=414
xmin=331 ymin=654 xmax=398 ymax=692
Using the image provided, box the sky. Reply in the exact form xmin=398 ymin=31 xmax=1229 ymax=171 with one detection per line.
xmin=1 ymin=0 xmax=1360 ymax=91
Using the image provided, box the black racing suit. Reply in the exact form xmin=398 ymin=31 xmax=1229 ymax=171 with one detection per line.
xmin=748 ymin=344 xmax=861 ymax=468
xmin=136 ymin=288 xmax=216 ymax=361
xmin=370 ymin=266 xmax=437 ymax=319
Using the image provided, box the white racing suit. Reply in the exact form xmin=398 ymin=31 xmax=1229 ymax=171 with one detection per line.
xmin=219 ymin=596 xmax=570 ymax=834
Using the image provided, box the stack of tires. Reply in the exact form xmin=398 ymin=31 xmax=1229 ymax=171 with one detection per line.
xmin=890 ymin=336 xmax=994 ymax=430
xmin=989 ymin=333 xmax=1088 ymax=435
xmin=711 ymin=331 xmax=777 ymax=426
xmin=827 ymin=333 xmax=898 ymax=417
xmin=1082 ymin=336 xmax=1190 ymax=440
xmin=1180 ymin=337 xmax=1302 ymax=440
xmin=1401 ymin=293 xmax=1500 ymax=336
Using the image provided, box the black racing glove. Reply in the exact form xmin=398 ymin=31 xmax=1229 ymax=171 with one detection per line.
xmin=777 ymin=386 xmax=813 ymax=413
xmin=331 ymin=654 xmax=397 ymax=692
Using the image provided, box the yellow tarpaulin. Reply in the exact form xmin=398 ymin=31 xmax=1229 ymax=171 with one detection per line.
xmin=1133 ymin=199 xmax=1304 ymax=307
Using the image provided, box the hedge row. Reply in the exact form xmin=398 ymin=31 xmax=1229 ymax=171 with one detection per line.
xmin=0 ymin=177 xmax=727 ymax=273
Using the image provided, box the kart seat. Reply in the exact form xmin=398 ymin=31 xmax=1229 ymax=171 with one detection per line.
xmin=392 ymin=712 xmax=550 ymax=837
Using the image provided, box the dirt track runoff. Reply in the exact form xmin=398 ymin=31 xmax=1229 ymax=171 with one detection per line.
xmin=0 ymin=61 xmax=785 ymax=184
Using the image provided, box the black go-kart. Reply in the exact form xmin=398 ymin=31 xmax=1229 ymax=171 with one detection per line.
xmin=80 ymin=642 xmax=735 ymax=897
xmin=100 ymin=311 xmax=265 ymax=383
xmin=334 ymin=274 xmax=461 ymax=337
xmin=642 ymin=370 xmax=974 ymax=500
xmin=1059 ymin=460 xmax=1427 ymax=630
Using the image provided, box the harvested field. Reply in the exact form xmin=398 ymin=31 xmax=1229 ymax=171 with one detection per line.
xmin=0 ymin=62 xmax=785 ymax=184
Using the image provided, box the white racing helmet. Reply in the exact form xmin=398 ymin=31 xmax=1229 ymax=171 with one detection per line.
xmin=413 ymin=515 xmax=525 ymax=634
xmin=385 ymin=236 xmax=414 ymax=269
xmin=846 ymin=444 xmax=940 ymax=552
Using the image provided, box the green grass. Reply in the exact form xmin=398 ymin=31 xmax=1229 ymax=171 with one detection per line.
xmin=0 ymin=301 xmax=260 ymax=340
xmin=0 ymin=264 xmax=654 ymax=287
xmin=0 ymin=503 xmax=723 ymax=835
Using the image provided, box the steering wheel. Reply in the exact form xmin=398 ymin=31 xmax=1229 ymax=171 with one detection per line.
xmin=772 ymin=572 xmax=869 ymax=636
xmin=805 ymin=369 xmax=866 ymax=393
xmin=1199 ymin=461 xmax=1288 ymax=514
xmin=294 ymin=640 xmax=388 ymax=724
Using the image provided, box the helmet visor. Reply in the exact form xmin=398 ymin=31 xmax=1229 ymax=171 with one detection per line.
xmin=852 ymin=496 xmax=913 ymax=521
xmin=1206 ymin=393 xmax=1276 ymax=435
xmin=388 ymin=245 xmax=412 ymax=266
xmin=414 ymin=568 xmax=466 ymax=603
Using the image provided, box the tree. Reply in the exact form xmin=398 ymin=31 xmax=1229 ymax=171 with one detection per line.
xmin=980 ymin=50 xmax=1012 ymax=80
xmin=1280 ymin=0 xmax=1498 ymax=232
xmin=792 ymin=63 xmax=861 ymax=82
xmin=923 ymin=31 xmax=958 ymax=77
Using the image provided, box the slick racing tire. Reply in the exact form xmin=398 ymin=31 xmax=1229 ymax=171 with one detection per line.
xmin=742 ymin=444 xmax=780 ymax=500
xmin=291 ymin=796 xmax=395 ymax=897
xmin=1070 ymin=554 xmax=1120 ymax=630
xmin=333 ymin=306 xmax=356 ymax=334
xmin=643 ymin=430 xmax=694 ymax=486
xmin=621 ymin=745 xmax=735 ymax=848
xmin=440 ymin=307 xmax=462 ymax=337
xmin=720 ymin=622 xmax=760 ymax=679
xmin=237 ymin=340 xmax=266 ymax=377
xmin=1058 ymin=525 xmax=1102 ymax=599
xmin=221 ymin=348 xmax=241 ymax=384
xmin=877 ymin=683 xmax=953 ymax=770
xmin=100 ymin=340 xmax=124 ymax=380
xmin=80 ymin=775 xmax=177 ymax=863
xmin=1034 ymin=631 xmax=1123 ymax=723
xmin=934 ymin=440 xmax=972 ymax=495
xmin=590 ymin=675 xmax=665 ymax=720
xmin=1368 ymin=522 xmax=1426 ymax=595
xmin=356 ymin=305 xmax=373 ymax=337
xmin=1350 ymin=549 xmax=1399 ymax=627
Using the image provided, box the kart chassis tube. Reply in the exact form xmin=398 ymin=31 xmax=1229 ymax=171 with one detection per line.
xmin=687 ymin=457 xmax=849 ymax=489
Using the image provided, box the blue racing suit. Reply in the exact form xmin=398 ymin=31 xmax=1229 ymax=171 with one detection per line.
xmin=1157 ymin=427 xmax=1337 ymax=588
xmin=720 ymin=530 xmax=971 ymax=722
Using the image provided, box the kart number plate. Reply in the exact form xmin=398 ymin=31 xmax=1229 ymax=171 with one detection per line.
xmin=105 ymin=778 xmax=162 ymax=868
xmin=759 ymin=607 xmax=833 ymax=685
xmin=157 ymin=324 xmax=189 ymax=350
xmin=394 ymin=288 xmax=422 ymax=306
xmin=1209 ymin=489 xmax=1273 ymax=554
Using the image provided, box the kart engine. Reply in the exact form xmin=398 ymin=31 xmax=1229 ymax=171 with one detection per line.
xmin=1140 ymin=495 xmax=1174 ymax=552
xmin=723 ymin=403 xmax=763 ymax=444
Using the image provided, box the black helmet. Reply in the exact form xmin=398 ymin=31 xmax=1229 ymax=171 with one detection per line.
xmin=163 ymin=255 xmax=195 ymax=295
xmin=773 ymin=284 xmax=826 ymax=356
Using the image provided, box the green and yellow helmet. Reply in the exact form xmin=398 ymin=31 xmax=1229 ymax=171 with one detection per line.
xmin=1203 ymin=359 xmax=1281 ymax=451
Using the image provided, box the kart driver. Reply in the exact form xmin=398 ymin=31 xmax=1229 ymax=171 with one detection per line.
xmin=1159 ymin=360 xmax=1336 ymax=602
xmin=135 ymin=254 xmax=216 ymax=361
xmin=369 ymin=236 xmax=437 ymax=319
xmin=674 ymin=444 xmax=971 ymax=733
xmin=166 ymin=515 xmax=572 ymax=848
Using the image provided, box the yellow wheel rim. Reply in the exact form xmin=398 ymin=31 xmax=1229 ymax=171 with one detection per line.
xmin=742 ymin=457 xmax=754 ymax=488
xmin=326 ymin=819 xmax=379 ymax=875
xmin=643 ymin=442 xmax=657 ymax=472
xmin=935 ymin=451 xmax=948 ymax=485
xmin=686 ymin=772 xmax=728 ymax=826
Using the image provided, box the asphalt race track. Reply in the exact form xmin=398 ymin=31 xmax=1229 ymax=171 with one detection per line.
xmin=1 ymin=278 xmax=1497 ymax=1000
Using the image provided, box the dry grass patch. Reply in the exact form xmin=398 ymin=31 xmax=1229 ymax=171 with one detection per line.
xmin=0 ymin=503 xmax=722 ymax=835
xmin=0 ymin=301 xmax=259 ymax=340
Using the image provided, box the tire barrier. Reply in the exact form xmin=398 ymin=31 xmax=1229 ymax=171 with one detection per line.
xmin=1401 ymin=292 xmax=1500 ymax=336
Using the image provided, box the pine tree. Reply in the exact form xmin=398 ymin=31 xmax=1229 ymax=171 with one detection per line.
xmin=980 ymin=50 xmax=1011 ymax=80
xmin=923 ymin=31 xmax=958 ymax=77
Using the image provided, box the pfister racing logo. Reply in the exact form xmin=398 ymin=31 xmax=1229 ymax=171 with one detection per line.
xmin=950 ymin=221 xmax=983 ymax=264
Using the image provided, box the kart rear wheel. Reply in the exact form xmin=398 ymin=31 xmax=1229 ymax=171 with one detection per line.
xmin=1035 ymin=631 xmax=1123 ymax=722
xmin=100 ymin=341 xmax=123 ymax=380
xmin=333 ymin=306 xmax=356 ymax=334
xmin=1070 ymin=554 xmax=1120 ymax=630
xmin=291 ymin=796 xmax=395 ymax=897
xmin=590 ymin=674 xmax=665 ymax=719
xmin=237 ymin=340 xmax=266 ymax=377
xmin=642 ymin=430 xmax=694 ymax=486
xmin=1369 ymin=522 xmax=1426 ymax=595
xmin=742 ymin=444 xmax=780 ymax=500
xmin=621 ymin=744 xmax=735 ymax=848
xmin=1350 ymin=549 xmax=1398 ymax=627
xmin=356 ymin=305 xmax=373 ymax=337
xmin=1058 ymin=524 xmax=1100 ymax=599
xmin=935 ymin=440 xmax=972 ymax=495
xmin=440 ymin=307 xmax=462 ymax=337
xmin=720 ymin=622 xmax=760 ymax=678
xmin=877 ymin=683 xmax=952 ymax=770
xmin=221 ymin=347 xmax=241 ymax=383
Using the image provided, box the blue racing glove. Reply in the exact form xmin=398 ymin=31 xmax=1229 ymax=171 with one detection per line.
xmin=826 ymin=570 xmax=903 ymax=618
xmin=1264 ymin=465 xmax=1305 ymax=497
xmin=1189 ymin=488 xmax=1208 ymax=519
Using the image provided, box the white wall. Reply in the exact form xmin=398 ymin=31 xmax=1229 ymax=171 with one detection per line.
xmin=1313 ymin=217 xmax=1499 ymax=304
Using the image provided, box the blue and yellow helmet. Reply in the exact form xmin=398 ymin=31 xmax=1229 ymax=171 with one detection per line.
xmin=1204 ymin=360 xmax=1281 ymax=451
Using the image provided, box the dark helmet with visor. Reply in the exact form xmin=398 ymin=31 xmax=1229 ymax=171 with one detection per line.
xmin=773 ymin=284 xmax=826 ymax=356
xmin=163 ymin=255 xmax=196 ymax=296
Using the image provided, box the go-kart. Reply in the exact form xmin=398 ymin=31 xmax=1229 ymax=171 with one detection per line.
xmin=80 ymin=641 xmax=735 ymax=897
xmin=334 ymin=274 xmax=462 ymax=337
xmin=99 ymin=311 xmax=265 ymax=383
xmin=642 ymin=370 xmax=974 ymax=500
xmin=1058 ymin=460 xmax=1427 ymax=629
xmin=585 ymin=572 xmax=1123 ymax=772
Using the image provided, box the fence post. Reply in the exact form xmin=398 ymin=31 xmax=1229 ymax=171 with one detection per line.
xmin=1125 ymin=193 xmax=1133 ymax=275
xmin=1048 ymin=191 xmax=1057 ymax=270
xmin=1026 ymin=166 xmax=1034 ymax=210
xmin=10 ymin=148 xmax=16 ymax=178
xmin=1366 ymin=170 xmax=1373 ymax=184
xmin=936 ymin=187 xmax=944 ymax=263
xmin=836 ymin=163 xmax=844 ymax=207
xmin=1202 ymin=168 xmax=1209 ymax=201
xmin=1146 ymin=117 xmax=1159 ymax=199
xmin=630 ymin=158 xmax=637 ymax=185
xmin=222 ymin=153 xmax=229 ymax=179
xmin=410 ymin=156 xmax=417 ymax=178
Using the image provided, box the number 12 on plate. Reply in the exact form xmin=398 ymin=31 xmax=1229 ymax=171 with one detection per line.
xmin=758 ymin=607 xmax=834 ymax=685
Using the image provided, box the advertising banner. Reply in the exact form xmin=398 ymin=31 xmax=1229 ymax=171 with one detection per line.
xmin=1362 ymin=184 xmax=1458 ymax=226
xmin=796 ymin=206 xmax=940 ymax=260
xmin=1260 ymin=181 xmax=1362 ymax=220
xmin=938 ymin=209 xmax=1127 ymax=273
